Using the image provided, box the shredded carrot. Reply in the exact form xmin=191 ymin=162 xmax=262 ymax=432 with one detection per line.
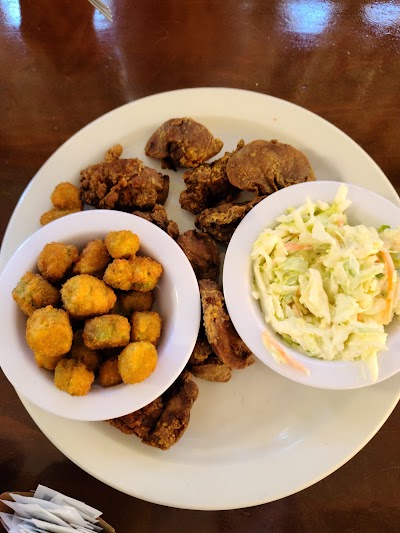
xmin=379 ymin=248 xmax=395 ymax=325
xmin=285 ymin=243 xmax=313 ymax=251
xmin=262 ymin=331 xmax=310 ymax=375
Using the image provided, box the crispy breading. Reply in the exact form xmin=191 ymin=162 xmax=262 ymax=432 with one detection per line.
xmin=111 ymin=290 xmax=154 ymax=317
xmin=104 ymin=144 xmax=123 ymax=163
xmin=83 ymin=314 xmax=130 ymax=350
xmin=38 ymin=242 xmax=79 ymax=282
xmin=179 ymin=141 xmax=243 ymax=214
xmin=130 ymin=311 xmax=162 ymax=345
xmin=177 ymin=230 xmax=220 ymax=281
xmin=118 ymin=341 xmax=158 ymax=384
xmin=226 ymin=139 xmax=315 ymax=195
xmin=98 ymin=356 xmax=123 ymax=387
xmin=26 ymin=306 xmax=73 ymax=358
xmin=107 ymin=396 xmax=163 ymax=437
xmin=12 ymin=272 xmax=60 ymax=316
xmin=188 ymin=331 xmax=213 ymax=365
xmin=103 ymin=257 xmax=162 ymax=292
xmin=143 ymin=370 xmax=199 ymax=450
xmin=40 ymin=208 xmax=81 ymax=226
xmin=145 ymin=117 xmax=223 ymax=169
xmin=61 ymin=274 xmax=116 ymax=318
xmin=190 ymin=356 xmax=232 ymax=382
xmin=73 ymin=239 xmax=111 ymax=276
xmin=132 ymin=204 xmax=179 ymax=240
xmin=105 ymin=230 xmax=140 ymax=259
xmin=199 ymin=279 xmax=254 ymax=369
xmin=80 ymin=157 xmax=169 ymax=211
xmin=54 ymin=358 xmax=94 ymax=396
xmin=50 ymin=182 xmax=83 ymax=210
xmin=70 ymin=330 xmax=102 ymax=372
xmin=195 ymin=196 xmax=265 ymax=243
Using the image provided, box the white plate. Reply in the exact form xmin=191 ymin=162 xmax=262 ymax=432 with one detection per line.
xmin=224 ymin=181 xmax=400 ymax=389
xmin=1 ymin=88 xmax=400 ymax=510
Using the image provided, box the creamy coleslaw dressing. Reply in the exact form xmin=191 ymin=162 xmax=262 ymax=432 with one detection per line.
xmin=251 ymin=185 xmax=400 ymax=380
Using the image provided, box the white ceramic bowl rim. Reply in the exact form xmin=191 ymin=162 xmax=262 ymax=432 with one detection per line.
xmin=0 ymin=210 xmax=201 ymax=420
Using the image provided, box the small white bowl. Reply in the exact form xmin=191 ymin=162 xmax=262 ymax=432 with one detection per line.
xmin=223 ymin=181 xmax=400 ymax=389
xmin=0 ymin=210 xmax=201 ymax=420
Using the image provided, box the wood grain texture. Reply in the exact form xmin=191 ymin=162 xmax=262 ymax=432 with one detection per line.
xmin=1 ymin=0 xmax=399 ymax=530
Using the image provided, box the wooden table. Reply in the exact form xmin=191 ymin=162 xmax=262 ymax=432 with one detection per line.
xmin=1 ymin=1 xmax=399 ymax=531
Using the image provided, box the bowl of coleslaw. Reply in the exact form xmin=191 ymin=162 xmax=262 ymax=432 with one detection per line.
xmin=223 ymin=181 xmax=400 ymax=389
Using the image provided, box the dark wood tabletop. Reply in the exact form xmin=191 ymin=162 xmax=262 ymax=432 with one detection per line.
xmin=1 ymin=0 xmax=400 ymax=531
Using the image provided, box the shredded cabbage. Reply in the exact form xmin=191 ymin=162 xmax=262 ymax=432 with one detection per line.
xmin=251 ymin=185 xmax=400 ymax=381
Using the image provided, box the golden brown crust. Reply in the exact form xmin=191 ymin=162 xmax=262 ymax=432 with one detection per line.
xmin=145 ymin=117 xmax=223 ymax=169
xmin=199 ymin=279 xmax=254 ymax=369
xmin=177 ymin=230 xmax=221 ymax=281
xmin=12 ymin=272 xmax=60 ymax=316
xmin=40 ymin=208 xmax=81 ymax=226
xmin=226 ymin=139 xmax=315 ymax=195
xmin=195 ymin=196 xmax=265 ymax=243
xmin=179 ymin=141 xmax=243 ymax=214
xmin=50 ymin=182 xmax=83 ymax=210
xmin=80 ymin=158 xmax=169 ymax=211
xmin=73 ymin=239 xmax=111 ymax=276
xmin=132 ymin=204 xmax=180 ymax=240
xmin=38 ymin=242 xmax=79 ymax=282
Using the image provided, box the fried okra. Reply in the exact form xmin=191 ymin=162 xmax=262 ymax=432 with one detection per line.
xmin=12 ymin=272 xmax=60 ymax=316
xmin=70 ymin=330 xmax=102 ymax=372
xmin=112 ymin=290 xmax=154 ymax=317
xmin=73 ymin=239 xmax=111 ymax=276
xmin=83 ymin=314 xmax=130 ymax=350
xmin=98 ymin=356 xmax=122 ymax=387
xmin=51 ymin=182 xmax=83 ymax=210
xmin=37 ymin=242 xmax=79 ymax=283
xmin=61 ymin=274 xmax=116 ymax=318
xmin=54 ymin=358 xmax=94 ymax=396
xmin=105 ymin=230 xmax=140 ymax=259
xmin=26 ymin=306 xmax=73 ymax=358
xmin=40 ymin=208 xmax=81 ymax=226
xmin=118 ymin=341 xmax=158 ymax=384
xmin=34 ymin=352 xmax=66 ymax=371
xmin=104 ymin=257 xmax=162 ymax=292
xmin=131 ymin=311 xmax=162 ymax=345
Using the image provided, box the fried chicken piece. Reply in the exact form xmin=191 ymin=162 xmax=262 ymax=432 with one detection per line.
xmin=108 ymin=396 xmax=163 ymax=437
xmin=190 ymin=356 xmax=232 ymax=382
xmin=179 ymin=141 xmax=243 ymax=214
xmin=132 ymin=204 xmax=179 ymax=240
xmin=226 ymin=139 xmax=315 ymax=195
xmin=199 ymin=279 xmax=254 ymax=369
xmin=195 ymin=196 xmax=265 ymax=244
xmin=80 ymin=158 xmax=169 ymax=211
xmin=188 ymin=330 xmax=213 ymax=365
xmin=143 ymin=370 xmax=199 ymax=450
xmin=105 ymin=144 xmax=123 ymax=163
xmin=177 ymin=230 xmax=221 ymax=281
xmin=145 ymin=117 xmax=223 ymax=170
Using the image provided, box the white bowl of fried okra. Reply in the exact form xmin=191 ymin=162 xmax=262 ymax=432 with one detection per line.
xmin=0 ymin=210 xmax=201 ymax=421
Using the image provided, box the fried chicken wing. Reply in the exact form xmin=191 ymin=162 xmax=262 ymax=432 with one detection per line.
xmin=108 ymin=396 xmax=163 ymax=437
xmin=195 ymin=196 xmax=265 ymax=243
xmin=179 ymin=141 xmax=243 ymax=214
xmin=132 ymin=204 xmax=179 ymax=240
xmin=177 ymin=230 xmax=221 ymax=281
xmin=145 ymin=117 xmax=223 ymax=169
xmin=226 ymin=139 xmax=315 ymax=195
xmin=80 ymin=158 xmax=169 ymax=211
xmin=199 ymin=279 xmax=254 ymax=369
xmin=190 ymin=356 xmax=232 ymax=382
xmin=143 ymin=370 xmax=199 ymax=450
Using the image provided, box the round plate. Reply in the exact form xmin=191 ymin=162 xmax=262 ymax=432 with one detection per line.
xmin=1 ymin=88 xmax=399 ymax=510
xmin=224 ymin=181 xmax=400 ymax=390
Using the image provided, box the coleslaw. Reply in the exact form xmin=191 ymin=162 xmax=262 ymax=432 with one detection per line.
xmin=251 ymin=185 xmax=400 ymax=380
